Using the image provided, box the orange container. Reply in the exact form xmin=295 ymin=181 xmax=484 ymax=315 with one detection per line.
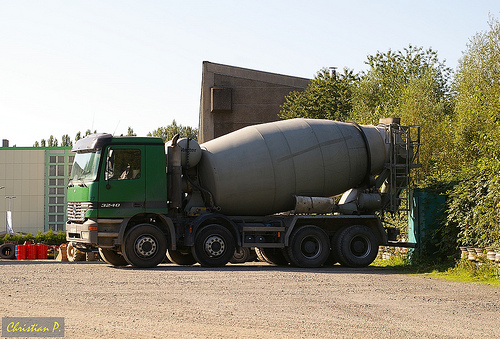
xmin=16 ymin=245 xmax=27 ymax=260
xmin=37 ymin=244 xmax=48 ymax=259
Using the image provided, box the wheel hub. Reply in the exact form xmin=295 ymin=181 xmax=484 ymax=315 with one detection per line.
xmin=135 ymin=235 xmax=157 ymax=258
xmin=351 ymin=236 xmax=370 ymax=258
xmin=205 ymin=236 xmax=225 ymax=257
xmin=233 ymin=249 xmax=245 ymax=260
xmin=301 ymin=236 xmax=321 ymax=259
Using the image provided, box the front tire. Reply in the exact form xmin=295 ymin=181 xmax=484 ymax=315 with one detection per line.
xmin=99 ymin=248 xmax=129 ymax=266
xmin=334 ymin=225 xmax=379 ymax=268
xmin=192 ymin=224 xmax=235 ymax=267
xmin=122 ymin=224 xmax=167 ymax=268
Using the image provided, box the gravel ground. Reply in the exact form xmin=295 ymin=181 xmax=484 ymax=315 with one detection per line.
xmin=0 ymin=260 xmax=499 ymax=338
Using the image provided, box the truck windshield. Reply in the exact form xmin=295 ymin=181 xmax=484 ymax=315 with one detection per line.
xmin=70 ymin=151 xmax=101 ymax=182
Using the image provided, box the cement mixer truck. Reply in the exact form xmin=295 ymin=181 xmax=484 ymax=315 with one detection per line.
xmin=66 ymin=118 xmax=420 ymax=268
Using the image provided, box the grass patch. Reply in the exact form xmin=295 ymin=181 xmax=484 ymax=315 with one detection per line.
xmin=371 ymin=254 xmax=411 ymax=269
xmin=373 ymin=255 xmax=500 ymax=286
xmin=425 ymin=259 xmax=500 ymax=286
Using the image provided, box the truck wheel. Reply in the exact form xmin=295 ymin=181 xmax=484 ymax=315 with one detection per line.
xmin=324 ymin=232 xmax=344 ymax=266
xmin=0 ymin=243 xmax=16 ymax=259
xmin=192 ymin=224 xmax=235 ymax=267
xmin=122 ymin=224 xmax=167 ymax=268
xmin=334 ymin=225 xmax=379 ymax=268
xmin=287 ymin=226 xmax=330 ymax=268
xmin=167 ymin=249 xmax=197 ymax=265
xmin=230 ymin=247 xmax=251 ymax=263
xmin=323 ymin=247 xmax=339 ymax=265
xmin=67 ymin=242 xmax=86 ymax=262
xmin=98 ymin=248 xmax=129 ymax=266
xmin=255 ymin=248 xmax=289 ymax=266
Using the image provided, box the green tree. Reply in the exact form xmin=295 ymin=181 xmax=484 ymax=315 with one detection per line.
xmin=61 ymin=134 xmax=72 ymax=147
xmin=75 ymin=132 xmax=82 ymax=142
xmin=445 ymin=16 xmax=500 ymax=248
xmin=148 ymin=120 xmax=198 ymax=142
xmin=127 ymin=127 xmax=136 ymax=136
xmin=353 ymin=45 xmax=452 ymax=124
xmin=446 ymin=160 xmax=500 ymax=248
xmin=452 ymin=16 xmax=500 ymax=165
xmin=47 ymin=135 xmax=58 ymax=147
xmin=352 ymin=45 xmax=453 ymax=181
xmin=279 ymin=68 xmax=359 ymax=121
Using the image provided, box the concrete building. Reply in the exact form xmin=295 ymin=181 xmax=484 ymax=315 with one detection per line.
xmin=199 ymin=61 xmax=310 ymax=142
xmin=0 ymin=146 xmax=73 ymax=234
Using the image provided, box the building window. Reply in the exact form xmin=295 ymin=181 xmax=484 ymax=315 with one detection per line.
xmin=46 ymin=149 xmax=72 ymax=232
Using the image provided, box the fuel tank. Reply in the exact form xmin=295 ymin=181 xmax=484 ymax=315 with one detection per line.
xmin=197 ymin=118 xmax=389 ymax=216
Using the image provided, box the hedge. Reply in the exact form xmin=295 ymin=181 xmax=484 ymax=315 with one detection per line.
xmin=1 ymin=230 xmax=67 ymax=246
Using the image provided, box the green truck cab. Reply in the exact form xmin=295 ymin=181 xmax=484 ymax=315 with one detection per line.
xmin=66 ymin=133 xmax=175 ymax=267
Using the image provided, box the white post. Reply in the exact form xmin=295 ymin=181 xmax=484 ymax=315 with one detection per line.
xmin=5 ymin=196 xmax=16 ymax=235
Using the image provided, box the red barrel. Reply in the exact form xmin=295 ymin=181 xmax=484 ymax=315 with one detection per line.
xmin=37 ymin=244 xmax=48 ymax=259
xmin=26 ymin=242 xmax=37 ymax=260
xmin=16 ymin=245 xmax=27 ymax=260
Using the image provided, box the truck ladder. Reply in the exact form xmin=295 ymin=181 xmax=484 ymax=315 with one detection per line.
xmin=387 ymin=124 xmax=421 ymax=213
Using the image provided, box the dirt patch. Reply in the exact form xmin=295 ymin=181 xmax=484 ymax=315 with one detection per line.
xmin=1 ymin=260 xmax=499 ymax=338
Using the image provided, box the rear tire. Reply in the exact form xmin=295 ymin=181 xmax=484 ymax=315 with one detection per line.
xmin=324 ymin=230 xmax=345 ymax=266
xmin=99 ymin=248 xmax=129 ymax=266
xmin=255 ymin=247 xmax=289 ymax=266
xmin=192 ymin=224 xmax=235 ymax=267
xmin=167 ymin=249 xmax=197 ymax=265
xmin=334 ymin=225 xmax=379 ymax=268
xmin=287 ymin=226 xmax=330 ymax=268
xmin=122 ymin=224 xmax=167 ymax=268
xmin=230 ymin=247 xmax=251 ymax=263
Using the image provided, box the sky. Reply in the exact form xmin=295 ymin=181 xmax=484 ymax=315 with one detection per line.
xmin=0 ymin=0 xmax=499 ymax=146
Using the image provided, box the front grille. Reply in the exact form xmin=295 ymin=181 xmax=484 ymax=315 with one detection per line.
xmin=67 ymin=202 xmax=95 ymax=222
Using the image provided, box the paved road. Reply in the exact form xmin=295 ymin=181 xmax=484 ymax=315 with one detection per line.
xmin=0 ymin=260 xmax=499 ymax=338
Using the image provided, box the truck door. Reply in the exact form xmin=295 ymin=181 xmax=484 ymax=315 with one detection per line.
xmin=98 ymin=145 xmax=146 ymax=218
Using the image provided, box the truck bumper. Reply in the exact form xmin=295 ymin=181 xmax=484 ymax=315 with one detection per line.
xmin=66 ymin=219 xmax=98 ymax=245
xmin=67 ymin=218 xmax=124 ymax=249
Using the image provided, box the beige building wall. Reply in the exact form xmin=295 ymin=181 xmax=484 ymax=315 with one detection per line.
xmin=0 ymin=148 xmax=45 ymax=235
xmin=199 ymin=62 xmax=310 ymax=143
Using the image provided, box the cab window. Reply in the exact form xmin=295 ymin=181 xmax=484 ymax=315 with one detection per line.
xmin=105 ymin=149 xmax=141 ymax=180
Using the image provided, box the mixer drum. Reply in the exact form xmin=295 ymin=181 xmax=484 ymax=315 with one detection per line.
xmin=197 ymin=118 xmax=388 ymax=216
